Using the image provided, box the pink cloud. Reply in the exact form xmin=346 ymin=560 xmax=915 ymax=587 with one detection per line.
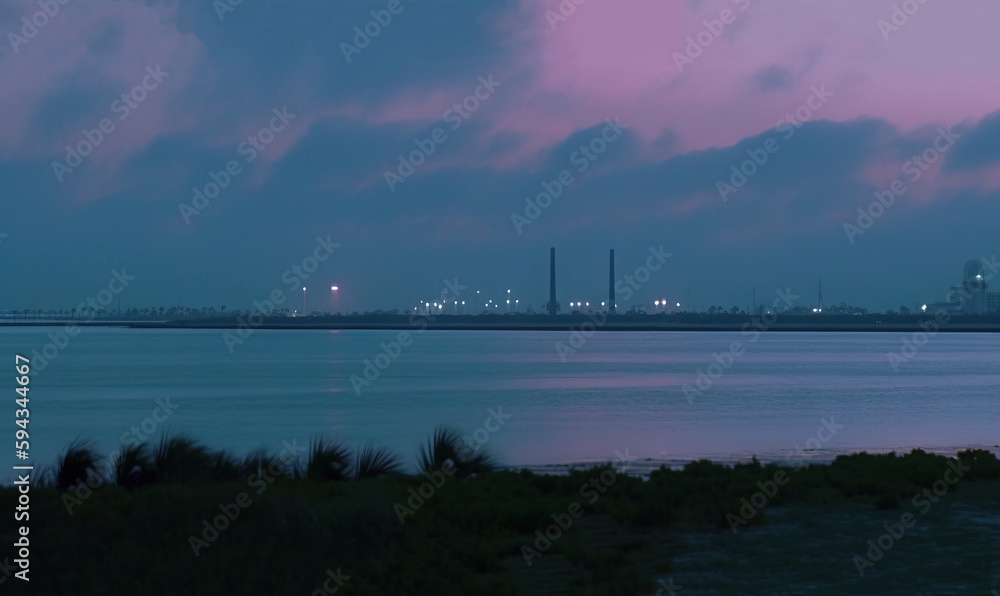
xmin=455 ymin=0 xmax=1000 ymax=171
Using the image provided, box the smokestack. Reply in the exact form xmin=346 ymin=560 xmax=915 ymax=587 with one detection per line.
xmin=548 ymin=247 xmax=558 ymax=316
xmin=608 ymin=249 xmax=615 ymax=315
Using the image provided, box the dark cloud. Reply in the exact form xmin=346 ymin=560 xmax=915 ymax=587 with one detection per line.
xmin=2 ymin=2 xmax=1000 ymax=314
xmin=945 ymin=111 xmax=1000 ymax=172
xmin=754 ymin=65 xmax=792 ymax=91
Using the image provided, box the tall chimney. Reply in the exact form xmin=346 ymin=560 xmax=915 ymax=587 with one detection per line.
xmin=609 ymin=249 xmax=616 ymax=315
xmin=548 ymin=247 xmax=558 ymax=316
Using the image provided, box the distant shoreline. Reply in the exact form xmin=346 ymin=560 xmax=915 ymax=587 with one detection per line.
xmin=5 ymin=312 xmax=1000 ymax=332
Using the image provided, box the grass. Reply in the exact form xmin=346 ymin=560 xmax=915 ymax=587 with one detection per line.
xmin=3 ymin=440 xmax=999 ymax=594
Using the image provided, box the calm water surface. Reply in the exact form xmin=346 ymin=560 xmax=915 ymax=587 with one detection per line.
xmin=3 ymin=327 xmax=998 ymax=479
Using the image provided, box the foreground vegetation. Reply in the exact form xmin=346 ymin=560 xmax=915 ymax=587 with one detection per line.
xmin=2 ymin=434 xmax=999 ymax=594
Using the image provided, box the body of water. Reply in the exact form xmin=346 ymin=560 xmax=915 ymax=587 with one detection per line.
xmin=2 ymin=327 xmax=997 ymax=480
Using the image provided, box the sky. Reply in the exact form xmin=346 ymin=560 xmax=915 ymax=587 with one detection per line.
xmin=2 ymin=0 xmax=999 ymax=314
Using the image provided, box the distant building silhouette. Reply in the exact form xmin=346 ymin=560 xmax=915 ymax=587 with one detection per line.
xmin=960 ymin=259 xmax=988 ymax=314
xmin=923 ymin=259 xmax=990 ymax=315
xmin=547 ymin=247 xmax=559 ymax=316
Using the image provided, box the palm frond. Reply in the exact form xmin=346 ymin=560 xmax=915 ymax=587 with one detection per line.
xmin=54 ymin=439 xmax=101 ymax=491
xmin=241 ymin=448 xmax=289 ymax=481
xmin=305 ymin=437 xmax=351 ymax=481
xmin=114 ymin=443 xmax=154 ymax=490
xmin=354 ymin=444 xmax=402 ymax=479
xmin=154 ymin=434 xmax=212 ymax=483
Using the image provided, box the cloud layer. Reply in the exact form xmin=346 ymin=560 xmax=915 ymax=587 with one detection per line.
xmin=2 ymin=0 xmax=999 ymax=312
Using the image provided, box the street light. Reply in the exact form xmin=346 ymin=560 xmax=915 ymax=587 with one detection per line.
xmin=302 ymin=287 xmax=307 ymax=315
